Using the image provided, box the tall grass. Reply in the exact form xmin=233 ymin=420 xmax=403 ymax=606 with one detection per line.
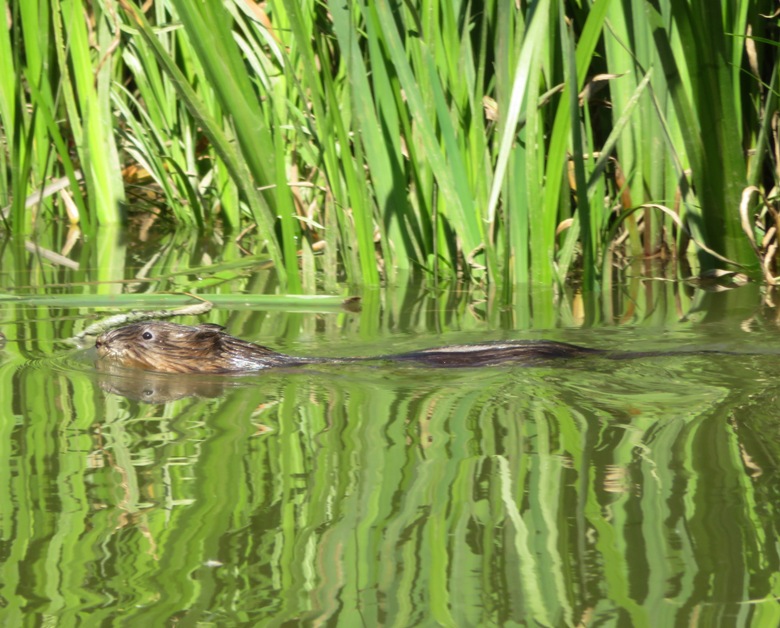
xmin=0 ymin=0 xmax=777 ymax=290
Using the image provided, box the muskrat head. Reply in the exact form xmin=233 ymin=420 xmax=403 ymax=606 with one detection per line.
xmin=95 ymin=321 xmax=286 ymax=374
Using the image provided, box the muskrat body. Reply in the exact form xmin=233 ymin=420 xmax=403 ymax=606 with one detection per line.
xmin=94 ymin=321 xmax=715 ymax=375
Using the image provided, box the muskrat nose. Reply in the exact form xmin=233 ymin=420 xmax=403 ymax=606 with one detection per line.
xmin=95 ymin=332 xmax=110 ymax=349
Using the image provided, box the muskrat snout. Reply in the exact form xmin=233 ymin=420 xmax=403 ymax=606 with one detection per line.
xmin=94 ymin=331 xmax=110 ymax=353
xmin=95 ymin=328 xmax=122 ymax=359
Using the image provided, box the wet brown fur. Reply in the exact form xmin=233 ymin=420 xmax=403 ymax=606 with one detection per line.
xmin=95 ymin=321 xmax=312 ymax=373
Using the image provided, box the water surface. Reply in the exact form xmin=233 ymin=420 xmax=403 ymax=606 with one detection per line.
xmin=2 ymin=235 xmax=780 ymax=625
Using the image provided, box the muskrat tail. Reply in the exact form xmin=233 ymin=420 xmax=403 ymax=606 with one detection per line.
xmin=605 ymin=349 xmax=738 ymax=361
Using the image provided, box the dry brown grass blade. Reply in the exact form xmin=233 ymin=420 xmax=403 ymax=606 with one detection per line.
xmin=640 ymin=203 xmax=741 ymax=267
xmin=739 ymin=185 xmax=778 ymax=285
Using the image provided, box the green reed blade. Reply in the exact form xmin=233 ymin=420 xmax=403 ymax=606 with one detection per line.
xmin=486 ymin=0 xmax=549 ymax=227
xmin=564 ymin=18 xmax=593 ymax=294
xmin=372 ymin=0 xmax=481 ymax=265
xmin=331 ymin=1 xmax=417 ymax=277
xmin=0 ymin=292 xmax=352 ymax=310
xmin=168 ymin=0 xmax=277 ymax=198
xmin=648 ymin=0 xmax=755 ymax=269
xmin=119 ymin=2 xmax=286 ymax=282
xmin=279 ymin=0 xmax=378 ymax=286
xmin=24 ymin=73 xmax=88 ymax=227
xmin=59 ymin=0 xmax=125 ymax=225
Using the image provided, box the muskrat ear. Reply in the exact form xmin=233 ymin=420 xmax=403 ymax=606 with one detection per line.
xmin=196 ymin=323 xmax=226 ymax=332
xmin=190 ymin=324 xmax=226 ymax=349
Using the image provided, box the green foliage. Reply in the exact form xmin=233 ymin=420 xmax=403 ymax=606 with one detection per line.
xmin=0 ymin=0 xmax=777 ymax=289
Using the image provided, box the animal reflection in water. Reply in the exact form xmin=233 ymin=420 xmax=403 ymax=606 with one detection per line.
xmin=95 ymin=361 xmax=237 ymax=403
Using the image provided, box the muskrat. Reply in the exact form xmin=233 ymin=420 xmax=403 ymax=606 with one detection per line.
xmin=94 ymin=321 xmax=725 ymax=375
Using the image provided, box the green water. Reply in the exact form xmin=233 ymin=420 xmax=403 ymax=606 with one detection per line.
xmin=2 ymin=234 xmax=780 ymax=625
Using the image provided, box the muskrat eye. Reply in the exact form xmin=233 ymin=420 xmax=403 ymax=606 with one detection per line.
xmin=142 ymin=331 xmax=154 ymax=340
